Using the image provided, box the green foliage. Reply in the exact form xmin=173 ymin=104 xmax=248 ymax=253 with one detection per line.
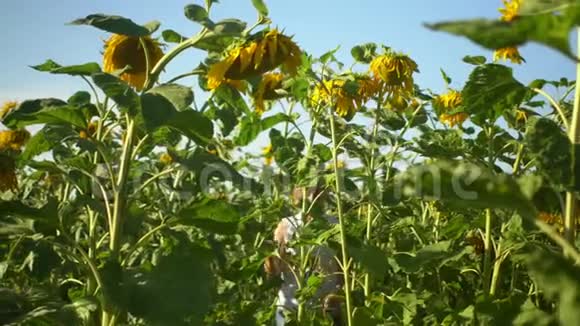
xmin=70 ymin=14 xmax=160 ymax=36
xmin=3 ymin=2 xmax=580 ymax=325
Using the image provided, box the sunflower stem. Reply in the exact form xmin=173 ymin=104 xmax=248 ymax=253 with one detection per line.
xmin=328 ymin=107 xmax=353 ymax=326
xmin=483 ymin=126 xmax=495 ymax=295
xmin=564 ymin=27 xmax=580 ymax=246
xmin=143 ymin=29 xmax=209 ymax=91
xmin=363 ymin=94 xmax=381 ymax=303
xmin=110 ymin=117 xmax=135 ymax=255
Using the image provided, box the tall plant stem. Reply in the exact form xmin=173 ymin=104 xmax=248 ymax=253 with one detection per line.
xmin=142 ymin=29 xmax=209 ymax=91
xmin=564 ymin=28 xmax=580 ymax=245
xmin=109 ymin=117 xmax=135 ymax=255
xmin=328 ymin=109 xmax=353 ymax=326
xmin=364 ymin=107 xmax=380 ymax=301
xmin=482 ymin=126 xmax=495 ymax=294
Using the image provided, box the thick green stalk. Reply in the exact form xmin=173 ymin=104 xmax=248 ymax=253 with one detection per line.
xmin=143 ymin=30 xmax=209 ymax=91
xmin=109 ymin=118 xmax=135 ymax=255
xmin=328 ymin=110 xmax=353 ymax=326
xmin=482 ymin=127 xmax=495 ymax=294
xmin=364 ymin=108 xmax=380 ymax=301
xmin=564 ymin=28 xmax=580 ymax=244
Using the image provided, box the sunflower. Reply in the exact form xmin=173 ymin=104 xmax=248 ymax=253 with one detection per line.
xmin=0 ymin=155 xmax=18 ymax=192
xmin=159 ymin=152 xmax=173 ymax=165
xmin=493 ymin=47 xmax=524 ymax=64
xmin=369 ymin=51 xmax=418 ymax=95
xmin=263 ymin=143 xmax=274 ymax=165
xmin=494 ymin=0 xmax=524 ymax=64
xmin=79 ymin=120 xmax=98 ymax=140
xmin=311 ymin=79 xmax=367 ymax=118
xmin=433 ymin=90 xmax=468 ymax=127
xmin=386 ymin=93 xmax=409 ymax=111
xmin=207 ymin=29 xmax=302 ymax=90
xmin=103 ymin=34 xmax=164 ymax=91
xmin=515 ymin=109 xmax=528 ymax=123
xmin=0 ymin=101 xmax=17 ymax=120
xmin=0 ymin=129 xmax=30 ymax=151
xmin=499 ymin=0 xmax=521 ymax=22
xmin=253 ymin=73 xmax=285 ymax=115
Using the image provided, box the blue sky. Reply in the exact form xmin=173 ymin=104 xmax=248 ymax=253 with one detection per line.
xmin=0 ymin=0 xmax=575 ymax=105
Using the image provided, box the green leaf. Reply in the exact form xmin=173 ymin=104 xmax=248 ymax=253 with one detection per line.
xmin=31 ymin=59 xmax=101 ymax=76
xmin=184 ymin=4 xmax=214 ymax=28
xmin=21 ymin=126 xmax=71 ymax=161
xmin=251 ymin=0 xmax=269 ymax=16
xmin=92 ymin=73 xmax=140 ymax=115
xmin=462 ymin=64 xmax=527 ymax=124
xmin=516 ymin=245 xmax=580 ymax=325
xmin=161 ymin=29 xmax=185 ymax=43
xmin=69 ymin=14 xmax=160 ymax=36
xmin=141 ymin=92 xmax=213 ymax=145
xmin=2 ymin=99 xmax=86 ymax=129
xmin=462 ymin=55 xmax=487 ymax=65
xmin=126 ymin=244 xmax=214 ymax=324
xmin=147 ymin=84 xmax=193 ymax=111
xmin=440 ymin=68 xmax=452 ymax=84
xmin=525 ymin=117 xmax=572 ymax=187
xmin=178 ymin=148 xmax=262 ymax=192
xmin=425 ymin=6 xmax=580 ymax=60
xmin=351 ymin=43 xmax=377 ymax=64
xmin=397 ymin=160 xmax=537 ymax=219
xmin=194 ymin=19 xmax=247 ymax=52
xmin=235 ymin=113 xmax=291 ymax=146
xmin=178 ymin=198 xmax=241 ymax=234
xmin=353 ymin=307 xmax=379 ymax=326
xmin=350 ymin=242 xmax=387 ymax=279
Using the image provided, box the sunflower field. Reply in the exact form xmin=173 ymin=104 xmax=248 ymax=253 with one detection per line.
xmin=2 ymin=0 xmax=580 ymax=325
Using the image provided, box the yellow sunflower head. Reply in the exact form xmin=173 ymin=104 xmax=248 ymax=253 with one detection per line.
xmin=0 ymin=129 xmax=30 ymax=152
xmin=369 ymin=52 xmax=418 ymax=94
xmin=263 ymin=143 xmax=274 ymax=165
xmin=311 ymin=79 xmax=362 ymax=118
xmin=254 ymin=73 xmax=285 ymax=115
xmin=433 ymin=90 xmax=468 ymax=127
xmin=499 ymin=0 xmax=521 ymax=22
xmin=103 ymin=34 xmax=164 ymax=91
xmin=515 ymin=109 xmax=529 ymax=123
xmin=386 ymin=93 xmax=409 ymax=111
xmin=493 ymin=46 xmax=524 ymax=64
xmin=356 ymin=76 xmax=382 ymax=101
xmin=207 ymin=29 xmax=302 ymax=90
xmin=0 ymin=155 xmax=18 ymax=192
xmin=159 ymin=152 xmax=173 ymax=165
xmin=0 ymin=101 xmax=18 ymax=120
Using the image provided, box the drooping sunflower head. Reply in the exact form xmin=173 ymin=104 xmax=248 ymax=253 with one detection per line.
xmin=433 ymin=90 xmax=468 ymax=127
xmin=103 ymin=34 xmax=164 ymax=91
xmin=253 ymin=73 xmax=286 ymax=116
xmin=356 ymin=75 xmax=382 ymax=101
xmin=263 ymin=143 xmax=274 ymax=165
xmin=0 ymin=101 xmax=18 ymax=120
xmin=499 ymin=0 xmax=521 ymax=22
xmin=369 ymin=51 xmax=418 ymax=93
xmin=207 ymin=29 xmax=302 ymax=90
xmin=311 ymin=79 xmax=363 ymax=119
xmin=493 ymin=46 xmax=524 ymax=64
xmin=386 ymin=93 xmax=409 ymax=111
xmin=0 ymin=155 xmax=18 ymax=192
xmin=0 ymin=129 xmax=30 ymax=152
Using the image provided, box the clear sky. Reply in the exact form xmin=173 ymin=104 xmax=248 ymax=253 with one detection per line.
xmin=0 ymin=0 xmax=575 ymax=105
